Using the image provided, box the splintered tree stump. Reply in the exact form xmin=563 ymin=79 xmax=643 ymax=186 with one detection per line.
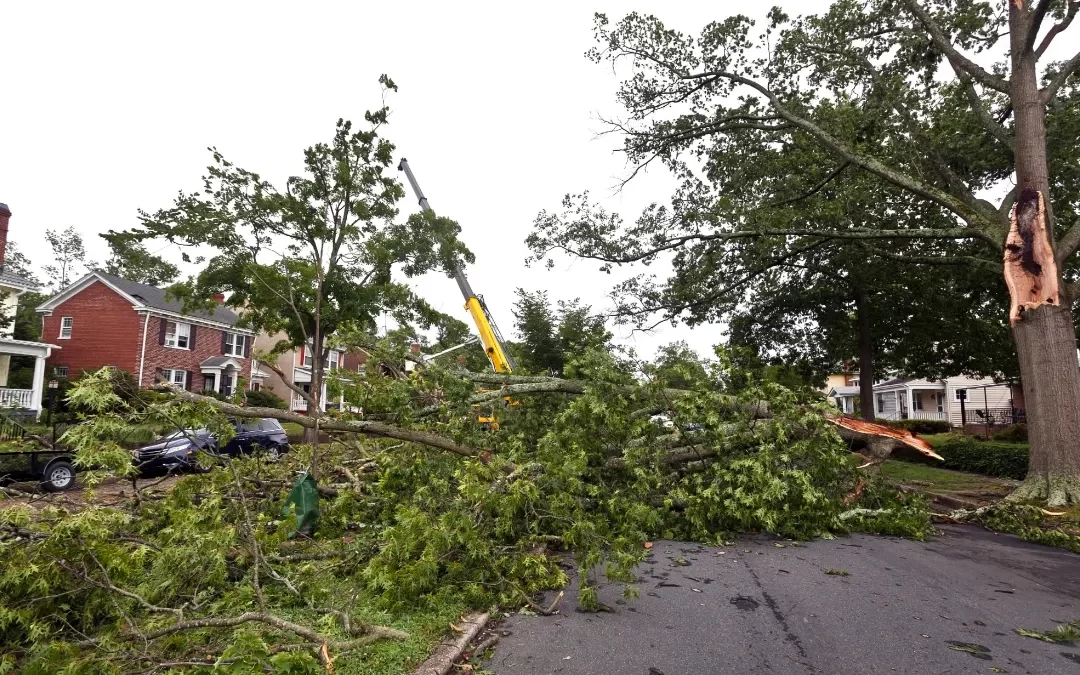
xmin=1004 ymin=189 xmax=1060 ymax=325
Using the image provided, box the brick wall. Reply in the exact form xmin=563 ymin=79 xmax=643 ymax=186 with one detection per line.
xmin=341 ymin=349 xmax=368 ymax=373
xmin=43 ymin=280 xmax=142 ymax=377
xmin=140 ymin=316 xmax=250 ymax=389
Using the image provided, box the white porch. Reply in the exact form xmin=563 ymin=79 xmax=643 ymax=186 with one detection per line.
xmin=874 ymin=380 xmax=948 ymax=422
xmin=0 ymin=338 xmax=59 ymax=415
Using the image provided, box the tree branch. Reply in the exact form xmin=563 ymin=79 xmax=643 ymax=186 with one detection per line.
xmin=1035 ymin=0 xmax=1078 ymax=58
xmin=900 ymin=0 xmax=1011 ymax=93
xmin=767 ymin=162 xmax=851 ymax=208
xmin=956 ymin=71 xmax=1014 ymax=150
xmin=1042 ymin=49 xmax=1080 ymax=104
xmin=166 ymin=388 xmax=486 ymax=461
xmin=143 ymin=610 xmax=408 ymax=645
xmin=1055 ymin=216 xmax=1080 ymax=265
xmin=694 ymin=69 xmax=997 ymax=236
xmin=868 ymin=247 xmax=1002 ymax=273
xmin=1024 ymin=0 xmax=1055 ymax=55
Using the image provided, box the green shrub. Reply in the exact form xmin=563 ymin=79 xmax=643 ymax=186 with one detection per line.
xmin=992 ymin=423 xmax=1028 ymax=442
xmin=886 ymin=418 xmax=953 ymax=435
xmin=244 ymin=389 xmax=288 ymax=410
xmin=933 ymin=436 xmax=1029 ymax=480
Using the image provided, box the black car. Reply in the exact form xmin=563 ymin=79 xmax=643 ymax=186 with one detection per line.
xmin=134 ymin=418 xmax=290 ymax=474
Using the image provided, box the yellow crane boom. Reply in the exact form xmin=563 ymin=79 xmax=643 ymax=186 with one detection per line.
xmin=397 ymin=158 xmax=516 ymax=374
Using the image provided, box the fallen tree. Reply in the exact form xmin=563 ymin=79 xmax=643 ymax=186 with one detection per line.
xmin=0 ymin=357 xmax=933 ymax=672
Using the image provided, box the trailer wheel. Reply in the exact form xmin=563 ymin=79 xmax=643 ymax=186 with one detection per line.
xmin=42 ymin=459 xmax=75 ymax=492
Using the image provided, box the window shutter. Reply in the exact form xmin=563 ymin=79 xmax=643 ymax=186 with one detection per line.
xmin=222 ymin=331 xmax=229 ymax=355
xmin=244 ymin=335 xmax=251 ymax=358
xmin=158 ymin=319 xmax=167 ymax=345
xmin=188 ymin=325 xmax=197 ymax=349
xmin=186 ymin=371 xmax=193 ymax=390
xmin=299 ymin=345 xmax=305 ymax=365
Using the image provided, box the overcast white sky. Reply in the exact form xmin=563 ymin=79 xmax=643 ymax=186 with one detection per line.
xmin=1 ymin=1 xmax=826 ymax=360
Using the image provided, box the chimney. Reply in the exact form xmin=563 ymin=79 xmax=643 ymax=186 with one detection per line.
xmin=410 ymin=343 xmax=421 ymax=353
xmin=212 ymin=292 xmax=225 ymax=303
xmin=0 ymin=203 xmax=10 ymax=269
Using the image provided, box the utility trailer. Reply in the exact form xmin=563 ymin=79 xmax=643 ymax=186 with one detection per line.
xmin=0 ymin=414 xmax=76 ymax=492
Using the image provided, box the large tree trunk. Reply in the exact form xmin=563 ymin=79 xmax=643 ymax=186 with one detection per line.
xmin=853 ymin=284 xmax=876 ymax=421
xmin=1004 ymin=11 xmax=1080 ymax=505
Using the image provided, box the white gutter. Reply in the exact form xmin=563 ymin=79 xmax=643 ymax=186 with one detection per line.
xmin=137 ymin=311 xmax=151 ymax=386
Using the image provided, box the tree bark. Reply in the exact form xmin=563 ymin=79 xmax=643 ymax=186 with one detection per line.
xmin=853 ymin=284 xmax=876 ymax=421
xmin=1004 ymin=7 xmax=1080 ymax=505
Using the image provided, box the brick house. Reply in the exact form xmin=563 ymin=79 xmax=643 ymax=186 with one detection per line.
xmin=36 ymin=271 xmax=256 ymax=393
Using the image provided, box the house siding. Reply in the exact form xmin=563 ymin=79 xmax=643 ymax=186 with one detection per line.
xmin=140 ymin=316 xmax=251 ymax=390
xmin=251 ymin=330 xmax=296 ymax=403
xmin=943 ymin=376 xmax=1014 ymax=427
xmin=42 ymin=280 xmax=142 ymax=377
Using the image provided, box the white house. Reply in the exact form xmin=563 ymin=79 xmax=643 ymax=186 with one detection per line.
xmin=0 ymin=203 xmax=60 ymax=416
xmin=872 ymin=375 xmax=1017 ymax=427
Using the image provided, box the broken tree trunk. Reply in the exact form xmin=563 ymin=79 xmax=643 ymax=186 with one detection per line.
xmin=1004 ymin=191 xmax=1080 ymax=505
xmin=1000 ymin=12 xmax=1080 ymax=506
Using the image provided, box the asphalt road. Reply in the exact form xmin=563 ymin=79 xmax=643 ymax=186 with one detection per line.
xmin=491 ymin=525 xmax=1080 ymax=675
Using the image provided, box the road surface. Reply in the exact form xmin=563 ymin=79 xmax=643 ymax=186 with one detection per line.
xmin=491 ymin=525 xmax=1079 ymax=674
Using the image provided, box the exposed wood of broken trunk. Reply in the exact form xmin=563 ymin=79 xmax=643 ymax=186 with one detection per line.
xmin=1001 ymin=10 xmax=1080 ymax=506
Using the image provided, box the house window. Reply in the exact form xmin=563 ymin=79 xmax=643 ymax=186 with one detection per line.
xmin=59 ymin=317 xmax=73 ymax=339
xmin=876 ymin=394 xmax=885 ymax=413
xmin=165 ymin=321 xmax=191 ymax=349
xmin=954 ymin=388 xmax=967 ymax=401
xmin=224 ymin=332 xmax=246 ymax=357
xmin=203 ymin=373 xmax=216 ymax=393
xmin=914 ymin=392 xmax=923 ymax=411
xmin=850 ymin=378 xmax=860 ymax=387
xmin=251 ymin=382 xmax=261 ymax=392
xmin=301 ymin=348 xmax=312 ymax=368
xmin=323 ymin=350 xmax=339 ymax=370
xmin=936 ymin=393 xmax=945 ymax=413
xmin=54 ymin=366 xmax=68 ymax=377
xmin=162 ymin=369 xmax=187 ymax=388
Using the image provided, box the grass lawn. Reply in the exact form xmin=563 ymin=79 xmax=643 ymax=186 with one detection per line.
xmin=281 ymin=421 xmax=304 ymax=438
xmin=879 ymin=460 xmax=1013 ymax=495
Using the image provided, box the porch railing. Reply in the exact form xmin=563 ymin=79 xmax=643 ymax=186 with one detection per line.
xmin=0 ymin=389 xmax=34 ymax=409
xmin=291 ymin=395 xmax=308 ymax=412
xmin=0 ymin=411 xmax=29 ymax=443
xmin=878 ymin=409 xmax=946 ymax=421
xmin=968 ymin=407 xmax=1026 ymax=426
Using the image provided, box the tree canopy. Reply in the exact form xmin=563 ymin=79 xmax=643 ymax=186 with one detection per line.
xmin=527 ymin=0 xmax=1080 ymax=504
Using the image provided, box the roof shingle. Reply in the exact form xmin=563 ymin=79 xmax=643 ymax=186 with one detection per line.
xmin=96 ymin=271 xmax=243 ymax=327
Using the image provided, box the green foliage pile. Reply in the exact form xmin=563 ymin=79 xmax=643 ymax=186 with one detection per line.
xmin=0 ymin=354 xmax=930 ymax=672
xmin=885 ymin=419 xmax=953 ymax=435
xmin=956 ymin=503 xmax=1080 ymax=554
xmin=932 ymin=436 xmax=1029 ymax=480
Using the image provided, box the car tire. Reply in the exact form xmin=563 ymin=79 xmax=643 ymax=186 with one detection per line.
xmin=42 ymin=460 xmax=75 ymax=492
xmin=265 ymin=444 xmax=284 ymax=462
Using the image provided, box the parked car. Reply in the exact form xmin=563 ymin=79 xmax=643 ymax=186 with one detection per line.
xmin=134 ymin=418 xmax=290 ymax=474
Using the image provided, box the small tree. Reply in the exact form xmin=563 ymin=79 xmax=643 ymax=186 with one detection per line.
xmin=42 ymin=226 xmax=87 ymax=290
xmin=132 ymin=77 xmax=471 ymax=463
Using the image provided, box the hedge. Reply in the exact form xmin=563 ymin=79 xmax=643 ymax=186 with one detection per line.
xmin=932 ymin=436 xmax=1029 ymax=480
xmin=886 ymin=419 xmax=953 ymax=435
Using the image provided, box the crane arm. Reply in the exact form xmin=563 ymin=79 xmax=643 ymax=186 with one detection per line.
xmin=397 ymin=158 xmax=516 ymax=373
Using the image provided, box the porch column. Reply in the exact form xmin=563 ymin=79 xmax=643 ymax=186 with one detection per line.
xmin=906 ymin=388 xmax=915 ymax=419
xmin=30 ymin=355 xmax=46 ymax=417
